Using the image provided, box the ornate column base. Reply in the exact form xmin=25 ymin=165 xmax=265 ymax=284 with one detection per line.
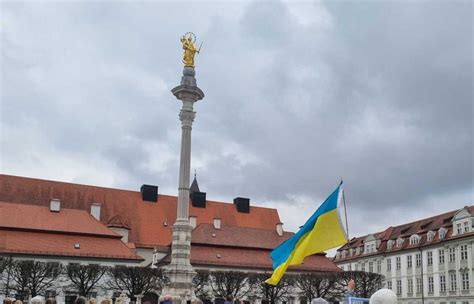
xmin=160 ymin=220 xmax=197 ymax=303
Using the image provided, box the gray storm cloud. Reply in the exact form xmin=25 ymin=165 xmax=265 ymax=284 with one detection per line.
xmin=1 ymin=0 xmax=472 ymax=236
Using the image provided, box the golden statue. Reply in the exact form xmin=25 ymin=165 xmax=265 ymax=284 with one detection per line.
xmin=180 ymin=32 xmax=201 ymax=67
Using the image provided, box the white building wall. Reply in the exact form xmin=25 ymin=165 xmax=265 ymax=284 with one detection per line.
xmin=336 ymin=235 xmax=474 ymax=304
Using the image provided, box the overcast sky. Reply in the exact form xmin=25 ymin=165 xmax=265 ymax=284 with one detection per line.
xmin=1 ymin=0 xmax=472 ymax=240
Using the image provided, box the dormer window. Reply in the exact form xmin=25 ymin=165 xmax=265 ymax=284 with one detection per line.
xmin=387 ymin=240 xmax=394 ymax=250
xmin=427 ymin=231 xmax=435 ymax=242
xmin=349 ymin=248 xmax=354 ymax=256
xmin=396 ymin=237 xmax=404 ymax=247
xmin=463 ymin=221 xmax=469 ymax=233
xmin=439 ymin=227 xmax=447 ymax=240
xmin=356 ymin=247 xmax=361 ymax=255
xmin=410 ymin=234 xmax=420 ymax=245
xmin=452 ymin=207 xmax=473 ymax=236
xmin=336 ymin=252 xmax=341 ymax=259
xmin=342 ymin=250 xmax=347 ymax=258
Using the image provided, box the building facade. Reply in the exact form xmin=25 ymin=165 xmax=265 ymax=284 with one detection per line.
xmin=0 ymin=174 xmax=341 ymax=303
xmin=334 ymin=206 xmax=474 ymax=304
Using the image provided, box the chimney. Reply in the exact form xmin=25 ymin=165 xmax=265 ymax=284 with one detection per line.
xmin=189 ymin=216 xmax=197 ymax=229
xmin=140 ymin=184 xmax=158 ymax=202
xmin=90 ymin=203 xmax=101 ymax=220
xmin=234 ymin=197 xmax=250 ymax=213
xmin=50 ymin=199 xmax=61 ymax=212
xmin=191 ymin=192 xmax=207 ymax=208
xmin=213 ymin=217 xmax=221 ymax=230
xmin=276 ymin=222 xmax=283 ymax=236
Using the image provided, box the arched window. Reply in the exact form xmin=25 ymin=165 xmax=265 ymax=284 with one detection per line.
xmin=410 ymin=234 xmax=420 ymax=245
xmin=387 ymin=240 xmax=395 ymax=250
xmin=427 ymin=231 xmax=435 ymax=242
xmin=396 ymin=237 xmax=404 ymax=247
xmin=439 ymin=227 xmax=447 ymax=240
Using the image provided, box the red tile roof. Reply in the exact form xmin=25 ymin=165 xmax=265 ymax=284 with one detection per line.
xmin=0 ymin=174 xmax=340 ymax=271
xmin=192 ymin=224 xmax=293 ymax=250
xmin=0 ymin=202 xmax=142 ymax=261
xmin=0 ymin=174 xmax=281 ymax=248
xmin=0 ymin=230 xmax=142 ymax=261
xmin=0 ymin=201 xmax=118 ymax=237
xmin=190 ymin=245 xmax=341 ymax=272
xmin=335 ymin=206 xmax=474 ymax=262
xmin=107 ymin=214 xmax=131 ymax=230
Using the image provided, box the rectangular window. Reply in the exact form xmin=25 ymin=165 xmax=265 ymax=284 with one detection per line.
xmin=396 ymin=257 xmax=401 ymax=270
xmin=461 ymin=272 xmax=469 ymax=290
xmin=387 ymin=281 xmax=392 ymax=290
xmin=416 ymin=253 xmax=421 ymax=267
xmin=428 ymin=276 xmax=434 ymax=294
xmin=439 ymin=249 xmax=445 ymax=264
xmin=387 ymin=258 xmax=391 ymax=271
xmin=440 ymin=275 xmax=446 ymax=293
xmin=377 ymin=260 xmax=381 ymax=273
xmin=416 ymin=278 xmax=422 ymax=294
xmin=457 ymin=223 xmax=462 ymax=234
xmin=355 ymin=263 xmax=359 ymax=271
xmin=427 ymin=251 xmax=433 ymax=266
xmin=361 ymin=262 xmax=366 ymax=272
xmin=407 ymin=255 xmax=412 ymax=268
xmin=408 ymin=278 xmax=414 ymax=294
xmin=449 ymin=247 xmax=456 ymax=262
xmin=463 ymin=221 xmax=469 ymax=233
xmin=397 ymin=280 xmax=402 ymax=295
xmin=460 ymin=244 xmax=468 ymax=260
xmin=450 ymin=273 xmax=457 ymax=291
xmin=369 ymin=261 xmax=373 ymax=273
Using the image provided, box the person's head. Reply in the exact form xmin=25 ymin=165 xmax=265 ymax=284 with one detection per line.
xmin=3 ymin=298 xmax=13 ymax=304
xmin=45 ymin=298 xmax=56 ymax=304
xmin=15 ymin=300 xmax=23 ymax=304
xmin=225 ymin=295 xmax=232 ymax=301
xmin=75 ymin=297 xmax=87 ymax=304
xmin=88 ymin=298 xmax=97 ymax=304
xmin=369 ymin=289 xmax=397 ymax=304
xmin=348 ymin=279 xmax=356 ymax=291
xmin=31 ymin=296 xmax=45 ymax=304
xmin=163 ymin=294 xmax=172 ymax=301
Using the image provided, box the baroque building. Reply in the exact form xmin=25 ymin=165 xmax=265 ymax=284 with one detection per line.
xmin=334 ymin=206 xmax=474 ymax=304
xmin=0 ymin=174 xmax=340 ymax=304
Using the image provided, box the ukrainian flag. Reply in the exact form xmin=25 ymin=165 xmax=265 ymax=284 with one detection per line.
xmin=266 ymin=182 xmax=348 ymax=285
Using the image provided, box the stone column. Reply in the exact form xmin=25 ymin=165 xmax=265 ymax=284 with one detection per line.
xmin=161 ymin=66 xmax=204 ymax=302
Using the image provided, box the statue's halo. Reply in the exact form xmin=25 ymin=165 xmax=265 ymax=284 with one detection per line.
xmin=184 ymin=32 xmax=196 ymax=43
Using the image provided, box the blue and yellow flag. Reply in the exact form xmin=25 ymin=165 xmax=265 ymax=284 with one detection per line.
xmin=266 ymin=183 xmax=348 ymax=285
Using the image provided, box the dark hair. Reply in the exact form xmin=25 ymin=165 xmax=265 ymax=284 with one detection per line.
xmin=75 ymin=297 xmax=87 ymax=304
xmin=46 ymin=299 xmax=57 ymax=304
xmin=4 ymin=299 xmax=13 ymax=304
xmin=225 ymin=295 xmax=233 ymax=301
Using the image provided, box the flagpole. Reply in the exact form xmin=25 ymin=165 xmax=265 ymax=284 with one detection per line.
xmin=342 ymin=188 xmax=349 ymax=240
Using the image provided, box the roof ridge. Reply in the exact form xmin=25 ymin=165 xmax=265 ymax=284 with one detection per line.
xmin=1 ymin=174 xmax=280 ymax=211
xmin=0 ymin=174 xmax=139 ymax=194
xmin=195 ymin=222 xmax=293 ymax=234
xmin=389 ymin=206 xmax=473 ymax=230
